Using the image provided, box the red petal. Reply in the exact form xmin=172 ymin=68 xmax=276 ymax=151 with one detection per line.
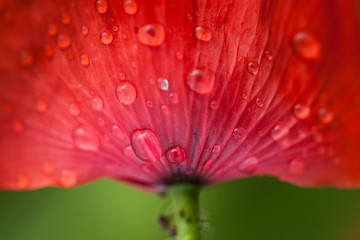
xmin=0 ymin=0 xmax=359 ymax=191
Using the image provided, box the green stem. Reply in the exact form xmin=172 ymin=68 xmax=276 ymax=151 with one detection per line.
xmin=167 ymin=184 xmax=201 ymax=240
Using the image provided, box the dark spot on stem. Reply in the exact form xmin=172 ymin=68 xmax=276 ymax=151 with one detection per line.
xmin=179 ymin=210 xmax=185 ymax=218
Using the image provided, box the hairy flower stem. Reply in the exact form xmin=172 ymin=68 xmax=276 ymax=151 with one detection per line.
xmin=167 ymin=184 xmax=201 ymax=240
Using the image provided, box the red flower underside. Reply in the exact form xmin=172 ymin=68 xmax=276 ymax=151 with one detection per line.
xmin=0 ymin=0 xmax=359 ymax=191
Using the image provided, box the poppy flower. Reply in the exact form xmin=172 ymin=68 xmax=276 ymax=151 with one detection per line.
xmin=0 ymin=0 xmax=359 ymax=238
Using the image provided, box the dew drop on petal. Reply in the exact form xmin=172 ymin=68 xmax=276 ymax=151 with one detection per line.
xmin=271 ymin=124 xmax=289 ymax=141
xmin=186 ymin=69 xmax=215 ymax=94
xmin=146 ymin=100 xmax=153 ymax=108
xmin=35 ymin=98 xmax=49 ymax=113
xmin=59 ymin=168 xmax=77 ymax=187
xmin=264 ymin=50 xmax=273 ymax=60
xmin=203 ymin=160 xmax=214 ymax=171
xmin=137 ymin=23 xmax=165 ymax=47
xmin=18 ymin=50 xmax=34 ymax=68
xmin=123 ymin=0 xmax=138 ymax=15
xmin=112 ymin=125 xmax=126 ymax=139
xmin=60 ymin=11 xmax=71 ymax=25
xmin=233 ymin=127 xmax=247 ymax=143
xmin=157 ymin=78 xmax=169 ymax=91
xmin=100 ymin=31 xmax=113 ymax=45
xmin=124 ymin=145 xmax=138 ymax=160
xmin=91 ymin=96 xmax=103 ymax=111
xmin=119 ymin=73 xmax=126 ymax=80
xmin=80 ymin=53 xmax=90 ymax=66
xmin=47 ymin=23 xmax=57 ymax=36
xmin=255 ymin=98 xmax=263 ymax=107
xmin=317 ymin=108 xmax=334 ymax=124
xmin=176 ymin=51 xmax=183 ymax=59
xmin=247 ymin=61 xmax=259 ymax=75
xmin=130 ymin=129 xmax=162 ymax=162
xmin=212 ymin=145 xmax=221 ymax=154
xmin=12 ymin=118 xmax=26 ymax=133
xmin=169 ymin=92 xmax=178 ymax=104
xmin=95 ymin=0 xmax=108 ymax=14
xmin=44 ymin=43 xmax=54 ymax=58
xmin=72 ymin=126 xmax=100 ymax=151
xmin=288 ymin=158 xmax=304 ymax=177
xmin=69 ymin=103 xmax=80 ymax=116
xmin=194 ymin=26 xmax=211 ymax=42
xmin=161 ymin=105 xmax=169 ymax=114
xmin=116 ymin=82 xmax=137 ymax=105
xmin=57 ymin=33 xmax=71 ymax=49
xmin=293 ymin=31 xmax=321 ymax=60
xmin=42 ymin=160 xmax=56 ymax=176
xmin=239 ymin=156 xmax=258 ymax=174
xmin=142 ymin=165 xmax=155 ymax=174
xmin=98 ymin=117 xmax=105 ymax=126
xmin=209 ymin=100 xmax=219 ymax=110
xmin=166 ymin=146 xmax=186 ymax=164
xmin=81 ymin=25 xmax=89 ymax=36
xmin=16 ymin=173 xmax=30 ymax=190
xmin=293 ymin=103 xmax=310 ymax=119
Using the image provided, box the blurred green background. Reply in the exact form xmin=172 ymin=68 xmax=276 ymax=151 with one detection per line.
xmin=1 ymin=177 xmax=360 ymax=240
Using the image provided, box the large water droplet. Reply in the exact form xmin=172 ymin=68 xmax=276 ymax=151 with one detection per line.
xmin=186 ymin=69 xmax=215 ymax=94
xmin=100 ymin=30 xmax=113 ymax=45
xmin=194 ymin=26 xmax=212 ymax=42
xmin=42 ymin=160 xmax=56 ymax=176
xmin=112 ymin=125 xmax=126 ymax=139
xmin=317 ymin=108 xmax=333 ymax=124
xmin=247 ymin=61 xmax=259 ymax=75
xmin=166 ymin=146 xmax=186 ymax=164
xmin=288 ymin=157 xmax=304 ymax=176
xmin=293 ymin=31 xmax=321 ymax=60
xmin=123 ymin=0 xmax=138 ymax=15
xmin=157 ymin=78 xmax=169 ymax=91
xmin=81 ymin=25 xmax=89 ymax=36
xmin=60 ymin=11 xmax=71 ymax=25
xmin=95 ymin=0 xmax=108 ymax=13
xmin=271 ymin=124 xmax=289 ymax=141
xmin=16 ymin=173 xmax=30 ymax=190
xmin=57 ymin=33 xmax=71 ymax=49
xmin=80 ymin=53 xmax=90 ymax=66
xmin=238 ymin=156 xmax=258 ymax=173
xmin=73 ymin=126 xmax=100 ymax=151
xmin=59 ymin=168 xmax=77 ymax=187
xmin=69 ymin=103 xmax=80 ymax=116
xmin=116 ymin=81 xmax=137 ymax=105
xmin=293 ymin=103 xmax=310 ymax=119
xmin=130 ymin=129 xmax=162 ymax=162
xmin=233 ymin=127 xmax=247 ymax=143
xmin=137 ymin=23 xmax=165 ymax=47
xmin=91 ymin=96 xmax=103 ymax=111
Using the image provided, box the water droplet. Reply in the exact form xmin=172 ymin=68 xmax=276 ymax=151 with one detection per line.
xmin=121 ymin=33 xmax=127 ymax=39
xmin=264 ymin=50 xmax=273 ymax=60
xmin=176 ymin=51 xmax=183 ymax=59
xmin=238 ymin=156 xmax=258 ymax=173
xmin=130 ymin=61 xmax=137 ymax=69
xmin=169 ymin=92 xmax=178 ymax=104
xmin=95 ymin=0 xmax=108 ymax=13
xmin=255 ymin=98 xmax=263 ymax=107
xmin=69 ymin=103 xmax=80 ymax=116
xmin=81 ymin=25 xmax=89 ymax=36
xmin=209 ymin=100 xmax=219 ymax=110
xmin=47 ymin=23 xmax=57 ymax=36
xmin=137 ymin=23 xmax=165 ymax=47
xmin=166 ymin=146 xmax=186 ymax=164
xmin=247 ymin=61 xmax=259 ymax=75
xmin=91 ymin=96 xmax=103 ymax=111
xmin=12 ymin=118 xmax=25 ymax=133
xmin=233 ymin=127 xmax=247 ymax=143
xmin=16 ymin=173 xmax=30 ymax=190
xmin=146 ymin=100 xmax=153 ymax=108
xmin=116 ymin=81 xmax=137 ymax=105
xmin=42 ymin=160 xmax=56 ymax=175
xmin=44 ymin=43 xmax=54 ymax=58
xmin=112 ymin=125 xmax=126 ymax=139
xmin=112 ymin=25 xmax=118 ymax=32
xmin=100 ymin=30 xmax=113 ymax=45
xmin=293 ymin=103 xmax=310 ymax=119
xmin=194 ymin=26 xmax=211 ymax=42
xmin=317 ymin=108 xmax=333 ymax=124
xmin=35 ymin=98 xmax=49 ymax=113
xmin=293 ymin=31 xmax=321 ymax=60
xmin=212 ymin=145 xmax=221 ymax=154
xmin=119 ymin=73 xmax=126 ymax=80
xmin=57 ymin=33 xmax=71 ymax=49
xmin=242 ymin=93 xmax=248 ymax=99
xmin=130 ymin=129 xmax=162 ymax=162
xmin=186 ymin=69 xmax=215 ymax=94
xmin=18 ymin=50 xmax=34 ymax=68
xmin=80 ymin=53 xmax=90 ymax=66
xmin=60 ymin=11 xmax=71 ymax=25
xmin=59 ymin=168 xmax=77 ymax=187
xmin=203 ymin=160 xmax=214 ymax=171
xmin=161 ymin=105 xmax=169 ymax=114
xmin=73 ymin=125 xmax=100 ymax=151
xmin=97 ymin=117 xmax=105 ymax=126
xmin=288 ymin=157 xmax=304 ymax=176
xmin=142 ymin=165 xmax=155 ymax=174
xmin=123 ymin=0 xmax=138 ymax=15
xmin=157 ymin=78 xmax=169 ymax=91
xmin=271 ymin=124 xmax=289 ymax=141
xmin=67 ymin=52 xmax=74 ymax=60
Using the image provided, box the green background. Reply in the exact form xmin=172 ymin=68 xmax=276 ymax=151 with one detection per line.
xmin=1 ymin=177 xmax=360 ymax=240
